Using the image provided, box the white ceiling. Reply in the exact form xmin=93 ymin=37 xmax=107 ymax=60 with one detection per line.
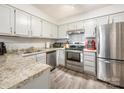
xmin=33 ymin=4 xmax=110 ymax=21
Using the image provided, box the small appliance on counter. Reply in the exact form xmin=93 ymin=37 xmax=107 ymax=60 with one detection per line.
xmin=45 ymin=42 xmax=51 ymax=49
xmin=53 ymin=42 xmax=65 ymax=48
xmin=84 ymin=37 xmax=96 ymax=50
xmin=0 ymin=42 xmax=7 ymax=55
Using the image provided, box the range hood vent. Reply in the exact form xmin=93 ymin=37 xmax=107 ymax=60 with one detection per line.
xmin=67 ymin=29 xmax=85 ymax=35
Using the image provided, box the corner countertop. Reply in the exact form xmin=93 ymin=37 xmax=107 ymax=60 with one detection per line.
xmin=83 ymin=49 xmax=97 ymax=53
xmin=21 ymin=48 xmax=65 ymax=57
xmin=0 ymin=54 xmax=51 ymax=89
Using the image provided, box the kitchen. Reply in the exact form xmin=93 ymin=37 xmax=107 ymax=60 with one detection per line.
xmin=0 ymin=4 xmax=124 ymax=89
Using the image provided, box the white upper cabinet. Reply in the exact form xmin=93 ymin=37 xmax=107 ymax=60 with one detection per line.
xmin=84 ymin=19 xmax=96 ymax=38
xmin=15 ymin=9 xmax=30 ymax=36
xmin=42 ymin=20 xmax=58 ymax=38
xmin=31 ymin=16 xmax=42 ymax=37
xmin=51 ymin=23 xmax=58 ymax=38
xmin=0 ymin=5 xmax=14 ymax=35
xmin=68 ymin=22 xmax=76 ymax=31
xmin=58 ymin=24 xmax=68 ymax=38
xmin=96 ymin=16 xmax=109 ymax=26
xmin=42 ymin=21 xmax=51 ymax=38
xmin=109 ymin=12 xmax=124 ymax=23
xmin=76 ymin=21 xmax=84 ymax=30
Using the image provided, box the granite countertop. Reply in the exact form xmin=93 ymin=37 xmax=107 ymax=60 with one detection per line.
xmin=21 ymin=48 xmax=65 ymax=57
xmin=0 ymin=54 xmax=51 ymax=89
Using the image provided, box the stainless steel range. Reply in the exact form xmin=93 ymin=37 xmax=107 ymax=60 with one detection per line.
xmin=65 ymin=44 xmax=84 ymax=73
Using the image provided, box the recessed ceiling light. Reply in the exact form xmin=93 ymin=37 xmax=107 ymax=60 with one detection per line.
xmin=62 ymin=5 xmax=75 ymax=10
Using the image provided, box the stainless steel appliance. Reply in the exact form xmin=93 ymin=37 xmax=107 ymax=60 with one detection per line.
xmin=65 ymin=44 xmax=84 ymax=72
xmin=53 ymin=42 xmax=65 ymax=48
xmin=97 ymin=22 xmax=124 ymax=87
xmin=46 ymin=50 xmax=56 ymax=71
xmin=0 ymin=42 xmax=7 ymax=55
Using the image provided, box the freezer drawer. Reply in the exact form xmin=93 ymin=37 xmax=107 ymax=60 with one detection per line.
xmin=97 ymin=58 xmax=124 ymax=87
xmin=97 ymin=58 xmax=111 ymax=82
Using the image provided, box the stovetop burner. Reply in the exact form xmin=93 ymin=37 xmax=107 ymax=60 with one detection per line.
xmin=65 ymin=44 xmax=84 ymax=51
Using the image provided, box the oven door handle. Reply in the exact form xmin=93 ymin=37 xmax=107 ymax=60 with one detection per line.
xmin=80 ymin=53 xmax=83 ymax=63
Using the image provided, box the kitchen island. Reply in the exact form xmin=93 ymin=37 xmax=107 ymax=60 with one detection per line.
xmin=0 ymin=54 xmax=51 ymax=89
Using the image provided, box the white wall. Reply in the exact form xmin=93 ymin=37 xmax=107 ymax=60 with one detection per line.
xmin=58 ymin=4 xmax=124 ymax=24
xmin=0 ymin=36 xmax=55 ymax=51
xmin=9 ymin=4 xmax=58 ymax=24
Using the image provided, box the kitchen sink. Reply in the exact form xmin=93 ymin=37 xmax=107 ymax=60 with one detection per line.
xmin=23 ymin=50 xmax=43 ymax=54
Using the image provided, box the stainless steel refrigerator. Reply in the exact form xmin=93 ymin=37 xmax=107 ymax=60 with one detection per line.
xmin=97 ymin=22 xmax=124 ymax=87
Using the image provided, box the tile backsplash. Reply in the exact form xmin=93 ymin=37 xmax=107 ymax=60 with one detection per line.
xmin=0 ymin=36 xmax=56 ymax=51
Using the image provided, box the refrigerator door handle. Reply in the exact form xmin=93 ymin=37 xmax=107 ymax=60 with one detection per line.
xmin=97 ymin=26 xmax=100 ymax=55
xmin=104 ymin=60 xmax=110 ymax=63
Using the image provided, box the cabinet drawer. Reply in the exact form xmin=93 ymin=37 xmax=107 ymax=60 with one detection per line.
xmin=84 ymin=65 xmax=96 ymax=75
xmin=66 ymin=63 xmax=83 ymax=73
xmin=36 ymin=53 xmax=46 ymax=64
xmin=84 ymin=61 xmax=95 ymax=67
xmin=67 ymin=60 xmax=83 ymax=67
xmin=84 ymin=56 xmax=95 ymax=61
xmin=84 ymin=52 xmax=95 ymax=56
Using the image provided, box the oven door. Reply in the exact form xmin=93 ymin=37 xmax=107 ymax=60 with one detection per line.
xmin=66 ymin=51 xmax=80 ymax=62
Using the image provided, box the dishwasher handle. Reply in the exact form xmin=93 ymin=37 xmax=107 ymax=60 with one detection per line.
xmin=46 ymin=50 xmax=56 ymax=54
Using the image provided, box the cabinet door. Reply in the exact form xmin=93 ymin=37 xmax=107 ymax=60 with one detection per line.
xmin=109 ymin=13 xmax=124 ymax=23
xmin=15 ymin=9 xmax=30 ymax=36
xmin=96 ymin=16 xmax=109 ymax=26
xmin=68 ymin=23 xmax=76 ymax=31
xmin=76 ymin=21 xmax=84 ymax=30
xmin=36 ymin=53 xmax=46 ymax=64
xmin=51 ymin=24 xmax=57 ymax=38
xmin=57 ymin=49 xmax=65 ymax=66
xmin=19 ymin=69 xmax=50 ymax=89
xmin=0 ymin=5 xmax=14 ymax=35
xmin=84 ymin=19 xmax=96 ymax=38
xmin=58 ymin=25 xmax=68 ymax=38
xmin=31 ymin=16 xmax=42 ymax=37
xmin=42 ymin=21 xmax=51 ymax=37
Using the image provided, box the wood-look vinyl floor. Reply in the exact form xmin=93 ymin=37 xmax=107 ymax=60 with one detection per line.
xmin=50 ymin=66 xmax=119 ymax=89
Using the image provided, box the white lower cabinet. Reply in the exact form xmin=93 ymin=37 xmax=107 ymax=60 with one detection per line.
xmin=19 ymin=68 xmax=50 ymax=89
xmin=57 ymin=49 xmax=65 ymax=66
xmin=36 ymin=53 xmax=46 ymax=64
xmin=84 ymin=51 xmax=96 ymax=76
xmin=24 ymin=53 xmax=46 ymax=64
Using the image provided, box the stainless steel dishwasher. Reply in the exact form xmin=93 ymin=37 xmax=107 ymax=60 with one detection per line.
xmin=46 ymin=50 xmax=56 ymax=71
